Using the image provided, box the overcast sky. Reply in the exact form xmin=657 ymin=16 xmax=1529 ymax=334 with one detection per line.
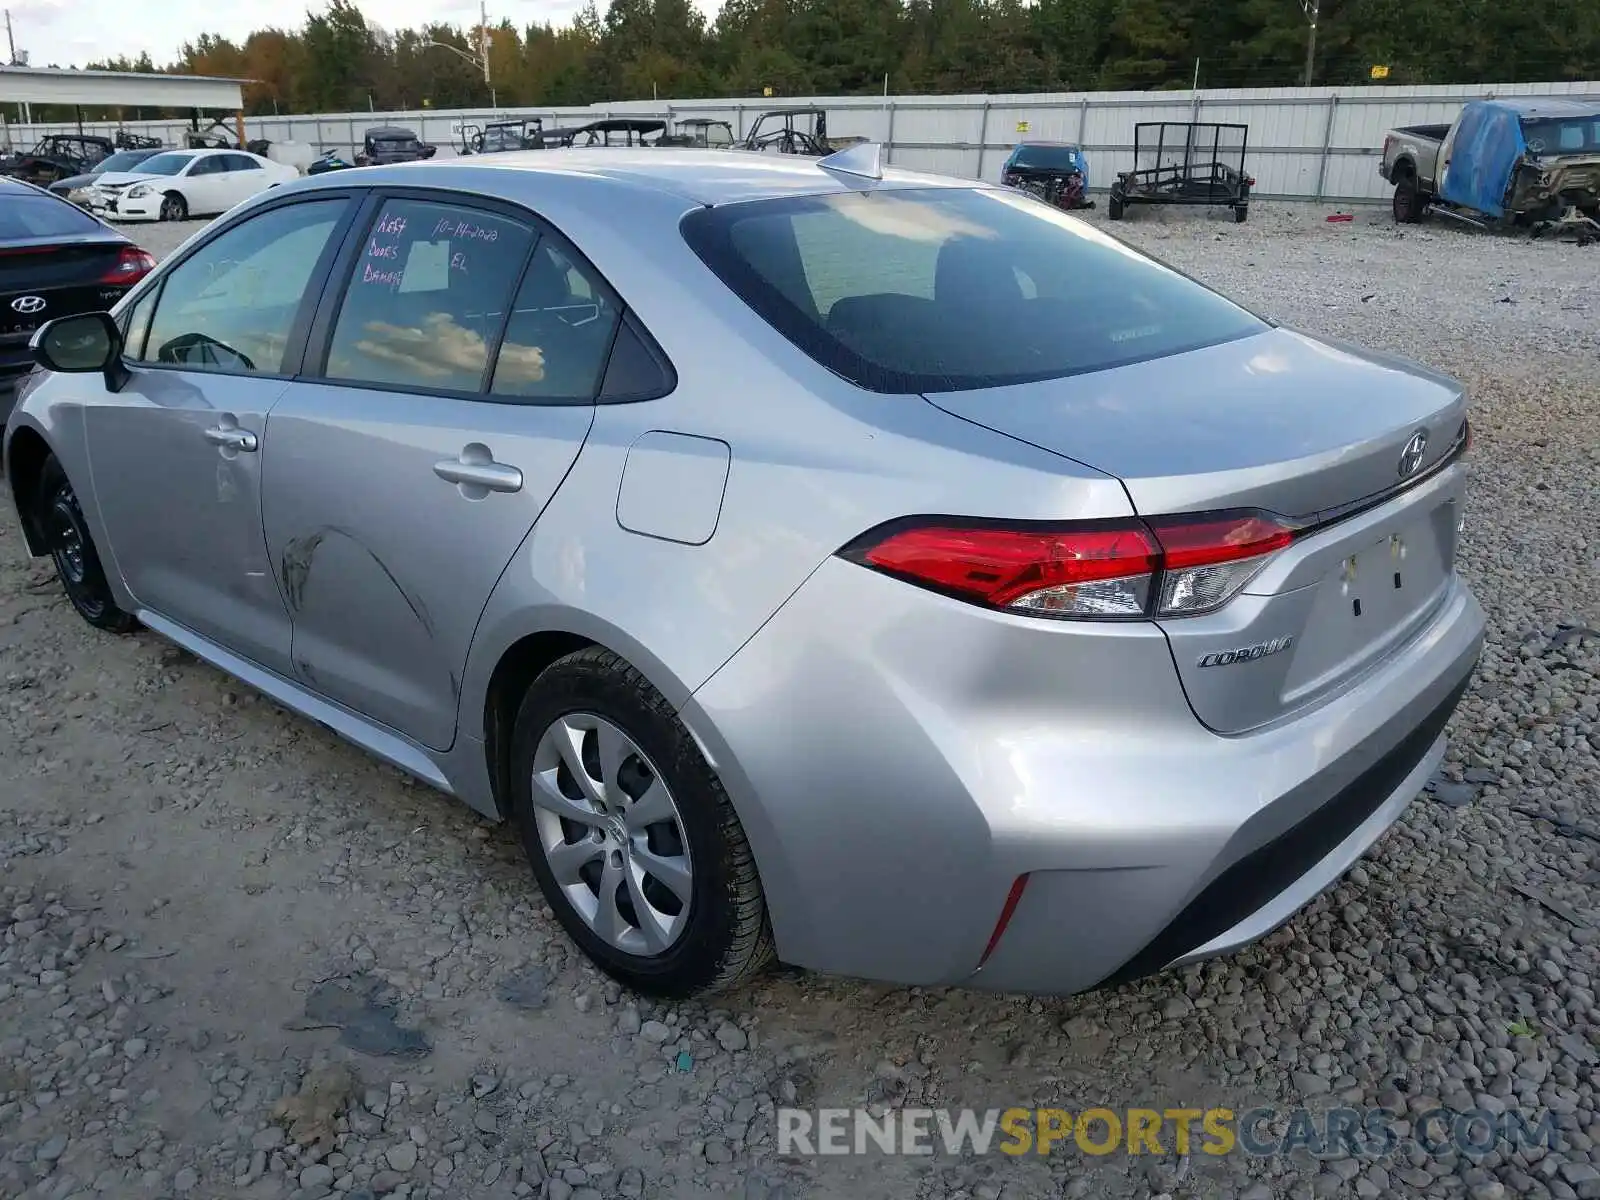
xmin=8 ymin=0 xmax=697 ymax=70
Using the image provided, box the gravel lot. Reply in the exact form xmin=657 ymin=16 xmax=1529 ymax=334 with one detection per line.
xmin=2 ymin=203 xmax=1598 ymax=1200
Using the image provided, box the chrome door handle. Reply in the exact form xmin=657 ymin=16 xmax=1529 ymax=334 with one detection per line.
xmin=433 ymin=456 xmax=523 ymax=494
xmin=204 ymin=426 xmax=257 ymax=452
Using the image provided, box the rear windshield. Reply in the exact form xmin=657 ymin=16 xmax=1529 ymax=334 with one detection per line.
xmin=97 ymin=150 xmax=158 ymax=173
xmin=681 ymin=187 xmax=1267 ymax=394
xmin=1 ymin=193 xmax=103 ymax=240
xmin=1522 ymin=117 xmax=1600 ymax=156
xmin=1010 ymin=145 xmax=1082 ymax=170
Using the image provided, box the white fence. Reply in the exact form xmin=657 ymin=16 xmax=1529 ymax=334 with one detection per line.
xmin=7 ymin=79 xmax=1599 ymax=203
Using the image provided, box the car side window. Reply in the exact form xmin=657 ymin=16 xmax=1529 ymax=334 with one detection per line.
xmin=490 ymin=238 xmax=622 ymax=401
xmin=188 ymin=157 xmax=220 ymax=176
xmin=322 ymin=198 xmax=535 ymax=393
xmin=134 ymin=199 xmax=348 ymax=375
xmin=226 ymin=154 xmax=261 ymax=172
xmin=597 ymin=314 xmax=675 ymax=403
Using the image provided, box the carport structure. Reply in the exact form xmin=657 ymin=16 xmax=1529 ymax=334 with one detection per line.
xmin=0 ymin=65 xmax=250 ymax=145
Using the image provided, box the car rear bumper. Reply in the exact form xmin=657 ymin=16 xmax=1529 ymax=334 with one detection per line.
xmin=683 ymin=555 xmax=1484 ymax=995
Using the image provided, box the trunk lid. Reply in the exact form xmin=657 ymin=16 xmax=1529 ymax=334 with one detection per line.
xmin=923 ymin=327 xmax=1470 ymax=732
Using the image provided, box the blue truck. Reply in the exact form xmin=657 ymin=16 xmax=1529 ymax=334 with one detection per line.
xmin=1379 ymin=97 xmax=1600 ymax=239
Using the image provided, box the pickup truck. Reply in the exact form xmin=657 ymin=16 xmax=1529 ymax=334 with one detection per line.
xmin=1379 ymin=97 xmax=1600 ymax=229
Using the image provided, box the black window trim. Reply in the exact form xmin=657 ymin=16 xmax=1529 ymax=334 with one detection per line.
xmin=298 ymin=184 xmax=675 ymax=408
xmin=118 ymin=189 xmax=366 ymax=383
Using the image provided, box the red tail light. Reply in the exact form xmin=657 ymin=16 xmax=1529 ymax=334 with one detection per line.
xmin=841 ymin=511 xmax=1298 ymax=620
xmin=99 ymin=246 xmax=156 ymax=286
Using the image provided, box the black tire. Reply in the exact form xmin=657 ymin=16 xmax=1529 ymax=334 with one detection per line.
xmin=1108 ymin=193 xmax=1125 ymax=221
xmin=35 ymin=455 xmax=138 ymax=633
xmin=1232 ymin=204 xmax=1249 ymax=223
xmin=508 ymin=647 xmax=774 ymax=997
xmin=159 ymin=192 xmax=188 ymax=222
xmin=1392 ymin=176 xmax=1423 ymax=224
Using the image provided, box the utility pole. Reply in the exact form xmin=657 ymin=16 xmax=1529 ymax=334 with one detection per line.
xmin=1301 ymin=0 xmax=1319 ymax=86
xmin=5 ymin=9 xmax=17 ymax=66
xmin=479 ymin=1 xmax=495 ymax=110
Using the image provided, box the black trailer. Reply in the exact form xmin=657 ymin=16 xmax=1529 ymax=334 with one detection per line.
xmin=1108 ymin=122 xmax=1253 ymax=223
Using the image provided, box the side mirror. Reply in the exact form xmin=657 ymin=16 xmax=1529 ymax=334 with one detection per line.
xmin=30 ymin=312 xmax=129 ymax=392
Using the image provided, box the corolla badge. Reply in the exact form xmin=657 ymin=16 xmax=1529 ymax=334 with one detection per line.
xmin=1398 ymin=429 xmax=1429 ymax=477
xmin=1197 ymin=635 xmax=1294 ymax=669
xmin=10 ymin=295 xmax=47 ymax=315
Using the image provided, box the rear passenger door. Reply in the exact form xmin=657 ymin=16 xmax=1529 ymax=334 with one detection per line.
xmin=221 ymin=154 xmax=268 ymax=206
xmin=260 ymin=190 xmax=657 ymax=751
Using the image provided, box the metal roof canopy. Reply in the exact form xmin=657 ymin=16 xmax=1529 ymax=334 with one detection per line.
xmin=0 ymin=66 xmax=247 ymax=110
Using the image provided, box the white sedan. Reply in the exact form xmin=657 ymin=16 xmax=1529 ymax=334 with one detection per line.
xmin=86 ymin=148 xmax=299 ymax=223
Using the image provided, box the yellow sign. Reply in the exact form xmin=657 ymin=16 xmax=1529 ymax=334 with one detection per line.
xmin=422 ymin=98 xmax=432 ymax=107
xmin=1370 ymin=65 xmax=1390 ymax=79
xmin=763 ymin=86 xmax=774 ymax=97
xmin=1016 ymin=120 xmax=1030 ymax=133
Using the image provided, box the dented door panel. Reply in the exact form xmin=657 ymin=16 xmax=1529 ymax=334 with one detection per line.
xmin=259 ymin=382 xmax=593 ymax=751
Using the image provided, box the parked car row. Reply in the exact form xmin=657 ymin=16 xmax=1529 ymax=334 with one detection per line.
xmin=77 ymin=149 xmax=301 ymax=223
xmin=4 ymin=129 xmax=316 ymax=225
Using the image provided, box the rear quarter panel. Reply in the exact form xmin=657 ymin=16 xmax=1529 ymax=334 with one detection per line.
xmin=456 ymin=171 xmax=1133 ymax=741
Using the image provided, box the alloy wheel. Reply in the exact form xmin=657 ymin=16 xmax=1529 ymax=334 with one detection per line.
xmin=529 ymin=713 xmax=694 ymax=957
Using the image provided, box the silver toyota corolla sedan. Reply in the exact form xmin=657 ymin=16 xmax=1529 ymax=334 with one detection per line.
xmin=4 ymin=147 xmax=1484 ymax=998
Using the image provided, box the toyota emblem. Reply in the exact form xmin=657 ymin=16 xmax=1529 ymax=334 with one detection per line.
xmin=9 ymin=295 xmax=47 ymax=315
xmin=1398 ymin=429 xmax=1429 ymax=477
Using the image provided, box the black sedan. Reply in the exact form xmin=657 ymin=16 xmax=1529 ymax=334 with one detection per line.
xmin=46 ymin=147 xmax=166 ymax=206
xmin=1 ymin=177 xmax=156 ymax=420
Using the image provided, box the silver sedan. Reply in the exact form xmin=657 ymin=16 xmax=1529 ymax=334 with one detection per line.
xmin=4 ymin=147 xmax=1485 ymax=997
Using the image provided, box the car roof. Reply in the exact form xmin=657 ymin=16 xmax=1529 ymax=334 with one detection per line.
xmin=318 ymin=147 xmax=980 ymax=207
xmin=1481 ymin=97 xmax=1600 ymax=119
xmin=367 ymin=125 xmax=420 ymax=137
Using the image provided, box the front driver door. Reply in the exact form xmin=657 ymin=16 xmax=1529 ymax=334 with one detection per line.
xmin=261 ymin=192 xmax=622 ymax=750
xmin=83 ymin=195 xmax=357 ymax=676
